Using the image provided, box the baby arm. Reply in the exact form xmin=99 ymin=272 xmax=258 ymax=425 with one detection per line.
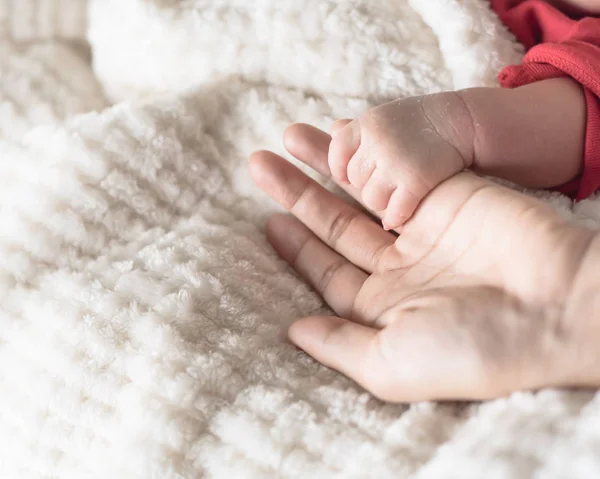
xmin=461 ymin=77 xmax=585 ymax=188
xmin=329 ymin=77 xmax=586 ymax=229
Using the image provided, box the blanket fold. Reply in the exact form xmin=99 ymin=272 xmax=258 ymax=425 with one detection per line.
xmin=0 ymin=40 xmax=107 ymax=140
xmin=0 ymin=0 xmax=87 ymax=43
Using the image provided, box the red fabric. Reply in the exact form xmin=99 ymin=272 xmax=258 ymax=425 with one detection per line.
xmin=490 ymin=1 xmax=600 ymax=200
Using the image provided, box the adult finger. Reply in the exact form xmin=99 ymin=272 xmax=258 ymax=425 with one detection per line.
xmin=250 ymin=151 xmax=397 ymax=273
xmin=283 ymin=123 xmax=362 ymax=200
xmin=282 ymin=123 xmax=337 ymax=177
xmin=288 ymin=315 xmax=383 ymax=392
xmin=289 ymin=293 xmax=513 ymax=404
xmin=283 ymin=123 xmax=392 ymax=227
xmin=267 ymin=214 xmax=367 ymax=319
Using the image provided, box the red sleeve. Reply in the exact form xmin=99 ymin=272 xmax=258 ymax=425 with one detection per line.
xmin=491 ymin=0 xmax=600 ymax=200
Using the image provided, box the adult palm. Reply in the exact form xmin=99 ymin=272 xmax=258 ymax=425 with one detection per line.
xmin=250 ymin=123 xmax=598 ymax=402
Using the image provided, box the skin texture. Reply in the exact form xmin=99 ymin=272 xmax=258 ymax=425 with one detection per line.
xmin=250 ymin=124 xmax=600 ymax=403
xmin=328 ymin=78 xmax=586 ymax=230
xmin=552 ymin=0 xmax=600 ymax=14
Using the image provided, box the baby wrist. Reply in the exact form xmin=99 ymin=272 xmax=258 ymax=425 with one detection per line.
xmin=421 ymin=90 xmax=477 ymax=169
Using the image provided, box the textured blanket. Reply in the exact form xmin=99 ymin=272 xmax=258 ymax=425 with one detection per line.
xmin=1 ymin=1 xmax=600 ymax=477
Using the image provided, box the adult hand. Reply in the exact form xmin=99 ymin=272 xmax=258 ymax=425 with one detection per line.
xmin=250 ymin=123 xmax=600 ymax=402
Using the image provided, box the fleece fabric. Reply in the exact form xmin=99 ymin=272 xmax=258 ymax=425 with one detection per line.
xmin=0 ymin=0 xmax=598 ymax=477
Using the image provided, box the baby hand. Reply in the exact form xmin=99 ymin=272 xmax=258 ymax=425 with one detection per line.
xmin=329 ymin=93 xmax=475 ymax=230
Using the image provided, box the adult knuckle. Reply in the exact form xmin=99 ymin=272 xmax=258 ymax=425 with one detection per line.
xmin=327 ymin=209 xmax=360 ymax=247
xmin=290 ymin=234 xmax=312 ymax=270
xmin=316 ymin=259 xmax=346 ymax=295
xmin=285 ymin=174 xmax=312 ymax=211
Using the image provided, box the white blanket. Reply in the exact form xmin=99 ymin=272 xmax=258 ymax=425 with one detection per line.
xmin=1 ymin=1 xmax=599 ymax=477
